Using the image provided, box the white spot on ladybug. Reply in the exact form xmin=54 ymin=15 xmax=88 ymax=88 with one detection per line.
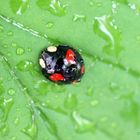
xmin=47 ymin=46 xmax=57 ymax=52
xmin=39 ymin=58 xmax=46 ymax=68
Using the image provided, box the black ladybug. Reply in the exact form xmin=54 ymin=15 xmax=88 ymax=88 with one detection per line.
xmin=39 ymin=45 xmax=85 ymax=84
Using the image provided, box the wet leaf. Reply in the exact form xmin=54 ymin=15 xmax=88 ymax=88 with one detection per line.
xmin=0 ymin=0 xmax=140 ymax=140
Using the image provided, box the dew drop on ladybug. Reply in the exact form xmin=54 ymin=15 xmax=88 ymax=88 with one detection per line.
xmin=39 ymin=45 xmax=85 ymax=84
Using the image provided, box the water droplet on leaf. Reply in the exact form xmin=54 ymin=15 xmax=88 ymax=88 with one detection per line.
xmin=90 ymin=100 xmax=99 ymax=106
xmin=46 ymin=22 xmax=54 ymax=29
xmin=16 ymin=47 xmax=25 ymax=55
xmin=10 ymin=0 xmax=30 ymax=15
xmin=8 ymin=88 xmax=15 ymax=96
xmin=93 ymin=15 xmax=122 ymax=56
xmin=72 ymin=111 xmax=95 ymax=133
xmin=16 ymin=60 xmax=33 ymax=71
xmin=22 ymin=122 xmax=37 ymax=139
xmin=7 ymin=31 xmax=13 ymax=36
xmin=73 ymin=14 xmax=86 ymax=22
xmin=36 ymin=0 xmax=67 ymax=16
xmin=64 ymin=93 xmax=78 ymax=109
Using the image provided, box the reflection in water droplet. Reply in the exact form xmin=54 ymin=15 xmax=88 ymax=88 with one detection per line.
xmin=7 ymin=31 xmax=13 ymax=36
xmin=22 ymin=121 xmax=37 ymax=139
xmin=10 ymin=0 xmax=30 ymax=15
xmin=64 ymin=93 xmax=77 ymax=109
xmin=73 ymin=14 xmax=86 ymax=22
xmin=36 ymin=0 xmax=67 ymax=16
xmin=16 ymin=47 xmax=25 ymax=55
xmin=16 ymin=60 xmax=33 ymax=71
xmin=46 ymin=22 xmax=54 ymax=29
xmin=93 ymin=15 xmax=122 ymax=56
xmin=8 ymin=88 xmax=15 ymax=96
xmin=72 ymin=111 xmax=95 ymax=133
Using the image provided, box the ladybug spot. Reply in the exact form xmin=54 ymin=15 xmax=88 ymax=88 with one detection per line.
xmin=81 ymin=64 xmax=85 ymax=74
xmin=66 ymin=49 xmax=75 ymax=64
xmin=49 ymin=73 xmax=64 ymax=82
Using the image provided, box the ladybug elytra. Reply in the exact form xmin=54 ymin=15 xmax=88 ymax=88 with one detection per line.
xmin=39 ymin=45 xmax=85 ymax=84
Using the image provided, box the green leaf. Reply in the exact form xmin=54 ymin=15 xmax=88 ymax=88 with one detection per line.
xmin=0 ymin=0 xmax=140 ymax=140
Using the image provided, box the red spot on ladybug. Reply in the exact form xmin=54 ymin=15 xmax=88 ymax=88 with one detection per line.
xmin=49 ymin=73 xmax=64 ymax=82
xmin=81 ymin=65 xmax=85 ymax=74
xmin=66 ymin=49 xmax=75 ymax=64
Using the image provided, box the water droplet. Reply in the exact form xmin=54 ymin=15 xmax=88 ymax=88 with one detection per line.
xmin=34 ymin=80 xmax=48 ymax=94
xmin=0 ymin=80 xmax=5 ymax=95
xmin=72 ymin=111 xmax=95 ymax=133
xmin=7 ymin=31 xmax=13 ymax=36
xmin=16 ymin=60 xmax=33 ymax=71
xmin=11 ymin=42 xmax=17 ymax=48
xmin=3 ymin=44 xmax=8 ymax=48
xmin=112 ymin=1 xmax=118 ymax=13
xmin=64 ymin=93 xmax=77 ymax=109
xmin=16 ymin=47 xmax=25 ymax=55
xmin=109 ymin=82 xmax=119 ymax=92
xmin=100 ymin=116 xmax=108 ymax=122
xmin=90 ymin=100 xmax=99 ymax=106
xmin=136 ymin=35 xmax=140 ymax=41
xmin=36 ymin=0 xmax=67 ymax=16
xmin=8 ymin=88 xmax=15 ymax=96
xmin=93 ymin=15 xmax=122 ymax=56
xmin=7 ymin=52 xmax=12 ymax=57
xmin=22 ymin=122 xmax=37 ymax=139
xmin=27 ymin=48 xmax=32 ymax=52
xmin=10 ymin=0 xmax=30 ymax=15
xmin=46 ymin=22 xmax=54 ymax=29
xmin=14 ymin=117 xmax=20 ymax=125
xmin=0 ymin=97 xmax=14 ymax=121
xmin=111 ymin=122 xmax=117 ymax=128
xmin=96 ymin=2 xmax=102 ymax=7
xmin=73 ymin=14 xmax=86 ymax=22
xmin=128 ymin=3 xmax=136 ymax=10
xmin=89 ymin=0 xmax=94 ymax=6
xmin=86 ymin=87 xmax=94 ymax=96
xmin=0 ymin=122 xmax=9 ymax=136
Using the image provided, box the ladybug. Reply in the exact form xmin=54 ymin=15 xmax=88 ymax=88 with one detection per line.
xmin=39 ymin=45 xmax=85 ymax=84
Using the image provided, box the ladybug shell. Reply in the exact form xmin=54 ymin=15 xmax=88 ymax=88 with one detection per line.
xmin=39 ymin=45 xmax=85 ymax=84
